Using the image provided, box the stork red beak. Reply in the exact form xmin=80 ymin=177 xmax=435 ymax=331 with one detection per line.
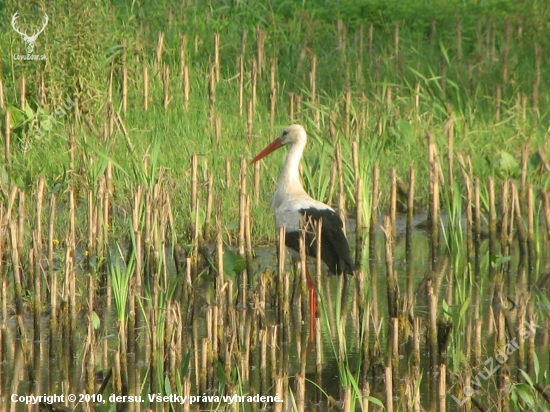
xmin=250 ymin=137 xmax=284 ymax=164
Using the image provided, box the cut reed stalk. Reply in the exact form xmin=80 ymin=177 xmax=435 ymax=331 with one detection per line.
xmin=458 ymin=155 xmax=474 ymax=272
xmin=385 ymin=365 xmax=394 ymax=412
xmin=355 ymin=177 xmax=364 ymax=267
xmin=296 ymin=373 xmax=305 ymax=411
xmin=532 ymin=44 xmax=541 ymax=119
xmin=527 ymin=185 xmax=535 ymax=279
xmin=247 ymin=99 xmax=254 ymax=143
xmin=0 ymin=75 xmax=4 ymax=108
xmin=215 ymin=215 xmax=225 ymax=342
xmin=390 ymin=167 xmax=397 ymax=239
xmin=204 ymin=173 xmax=213 ymax=241
xmin=244 ymin=194 xmax=254 ymax=282
xmin=3 ymin=105 xmax=9 ymax=164
xmin=274 ymin=375 xmax=283 ymax=412
xmin=179 ymin=33 xmax=187 ymax=73
xmin=473 ymin=178 xmax=482 ymax=280
xmin=238 ymin=156 xmax=247 ymax=257
xmin=48 ymin=191 xmax=58 ymax=332
xmin=33 ymin=177 xmax=45 ymax=342
xmin=391 ymin=316 xmax=399 ymax=379
xmin=270 ymin=58 xmax=277 ymax=137
xmin=17 ymin=190 xmax=26 ymax=260
xmin=472 ymin=285 xmax=482 ymax=363
xmin=362 ymin=381 xmax=371 ymax=412
xmin=495 ymin=85 xmax=502 ymax=121
xmin=542 ymin=190 xmax=550 ymax=241
xmin=336 ymin=142 xmax=346 ymax=235
xmin=500 ymin=180 xmax=511 ymax=262
xmin=259 ymin=328 xmax=267 ymax=397
xmin=155 ymin=32 xmax=165 ymax=72
xmin=439 ymin=363 xmax=446 ymax=412
xmin=310 ymin=53 xmax=317 ymax=106
xmin=122 ymin=39 xmax=128 ymax=114
xmin=277 ymin=226 xmax=290 ymax=341
xmin=251 ymin=59 xmax=257 ymax=116
xmin=406 ymin=166 xmax=415 ymax=303
xmin=163 ymin=63 xmax=171 ymax=109
xmin=295 ymin=93 xmax=302 ymax=121
xmin=428 ymin=133 xmax=440 ymax=270
xmin=370 ymin=163 xmax=380 ymax=322
xmin=10 ymin=220 xmax=28 ymax=343
xmin=488 ymin=177 xmax=497 ymax=281
xmin=256 ymin=25 xmax=265 ymax=77
xmin=298 ymin=225 xmax=307 ymax=324
xmin=239 ymin=55 xmax=245 ymax=116
xmin=20 ymin=73 xmax=26 ymax=109
xmin=208 ymin=63 xmax=216 ymax=107
xmin=226 ymin=157 xmax=232 ymax=188
xmin=512 ymin=182 xmax=528 ymax=257
xmin=383 ymin=216 xmax=397 ymax=319
xmin=87 ymin=187 xmax=95 ymax=270
xmin=427 ymin=280 xmax=438 ymax=369
xmin=254 ymin=161 xmax=261 ymax=205
xmin=67 ymin=185 xmax=77 ymax=351
xmin=191 ymin=154 xmax=198 ymax=236
xmin=289 ymin=92 xmax=295 ymax=122
xmin=214 ymin=32 xmax=220 ymax=83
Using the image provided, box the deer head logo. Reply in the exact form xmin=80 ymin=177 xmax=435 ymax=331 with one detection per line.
xmin=11 ymin=12 xmax=49 ymax=55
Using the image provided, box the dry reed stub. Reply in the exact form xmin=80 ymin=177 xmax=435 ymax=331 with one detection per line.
xmin=238 ymin=156 xmax=247 ymax=258
xmin=488 ymin=177 xmax=498 ymax=280
xmin=244 ymin=194 xmax=254 ymax=282
xmin=542 ymin=190 xmax=550 ymax=240
xmin=251 ymin=58 xmax=258 ymax=116
xmin=406 ymin=166 xmax=415 ymax=305
xmin=183 ymin=63 xmax=190 ymax=110
xmin=427 ymin=133 xmax=440 ymax=270
xmin=163 ymin=62 xmax=171 ymax=109
xmin=0 ymin=74 xmax=5 ymax=109
xmin=33 ymin=176 xmax=45 ymax=341
xmin=298 ymin=227 xmax=307 ymax=325
xmin=269 ymin=58 xmax=277 ymax=137
xmin=390 ymin=167 xmax=397 ymax=239
xmin=20 ymin=73 xmax=26 ymax=109
xmin=4 ymin=109 xmax=11 ymax=164
xmin=426 ymin=279 xmax=438 ymax=370
xmin=512 ymin=181 xmax=528 ymax=257
xmin=204 ymin=173 xmax=214 ymax=241
xmin=10 ymin=220 xmax=28 ymax=342
xmin=155 ymin=31 xmax=165 ymax=72
xmin=382 ymin=216 xmax=398 ymax=319
xmin=121 ymin=38 xmax=128 ymax=114
xmin=254 ymin=161 xmax=261 ymax=205
xmin=277 ymin=226 xmax=290 ymax=340
xmin=355 ymin=177 xmax=364 ymax=267
xmin=208 ymin=63 xmax=216 ymax=106
xmin=239 ymin=55 xmax=245 ymax=116
xmin=191 ymin=153 xmax=198 ymax=237
xmin=385 ymin=365 xmax=394 ymax=412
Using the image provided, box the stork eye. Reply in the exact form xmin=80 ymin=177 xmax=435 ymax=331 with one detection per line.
xmin=282 ymin=130 xmax=289 ymax=136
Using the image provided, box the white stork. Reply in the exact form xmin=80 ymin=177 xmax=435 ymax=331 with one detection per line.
xmin=251 ymin=124 xmax=355 ymax=320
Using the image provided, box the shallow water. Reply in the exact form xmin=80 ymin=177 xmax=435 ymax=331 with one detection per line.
xmin=1 ymin=212 xmax=549 ymax=412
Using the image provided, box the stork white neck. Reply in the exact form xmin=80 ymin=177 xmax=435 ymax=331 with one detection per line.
xmin=272 ymin=137 xmax=309 ymax=210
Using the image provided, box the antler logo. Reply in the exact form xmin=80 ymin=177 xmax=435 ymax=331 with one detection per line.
xmin=11 ymin=11 xmax=49 ymax=55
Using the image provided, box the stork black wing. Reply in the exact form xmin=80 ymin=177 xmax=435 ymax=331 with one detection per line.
xmin=284 ymin=207 xmax=354 ymax=275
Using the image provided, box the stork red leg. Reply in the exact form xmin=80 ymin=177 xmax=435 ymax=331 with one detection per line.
xmin=305 ymin=266 xmax=317 ymax=340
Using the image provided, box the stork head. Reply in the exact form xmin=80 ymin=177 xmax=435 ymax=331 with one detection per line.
xmin=251 ymin=124 xmax=307 ymax=164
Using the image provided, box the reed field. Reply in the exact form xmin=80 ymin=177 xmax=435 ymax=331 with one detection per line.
xmin=1 ymin=0 xmax=550 ymax=410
